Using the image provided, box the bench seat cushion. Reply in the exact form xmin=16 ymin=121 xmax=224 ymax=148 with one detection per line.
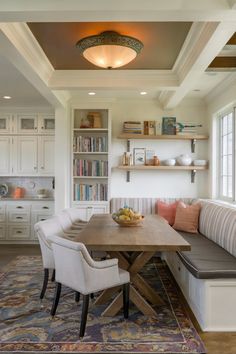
xmin=177 ymin=231 xmax=236 ymax=279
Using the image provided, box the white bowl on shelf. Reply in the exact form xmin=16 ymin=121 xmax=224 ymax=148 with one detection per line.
xmin=193 ymin=159 xmax=208 ymax=166
xmin=176 ymin=154 xmax=192 ymax=166
xmin=162 ymin=158 xmax=176 ymax=166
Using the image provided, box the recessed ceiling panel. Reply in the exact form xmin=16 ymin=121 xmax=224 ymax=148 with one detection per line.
xmin=28 ymin=22 xmax=192 ymax=70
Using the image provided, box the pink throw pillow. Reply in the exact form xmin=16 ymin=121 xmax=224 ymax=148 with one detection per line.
xmin=156 ymin=201 xmax=178 ymax=226
xmin=172 ymin=202 xmax=201 ymax=234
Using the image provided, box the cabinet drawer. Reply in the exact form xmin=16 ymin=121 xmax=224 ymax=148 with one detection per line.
xmin=31 ymin=212 xmax=53 ymax=239
xmin=0 ymin=203 xmax=6 ymax=212
xmin=7 ymin=225 xmax=30 ymax=240
xmin=8 ymin=211 xmax=30 ymax=223
xmin=31 ymin=202 xmax=54 ymax=212
xmin=7 ymin=203 xmax=31 ymax=211
xmin=0 ymin=224 xmax=6 ymax=239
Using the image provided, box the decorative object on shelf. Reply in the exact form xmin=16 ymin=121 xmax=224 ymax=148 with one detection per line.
xmin=175 ymin=122 xmax=203 ymax=135
xmin=153 ymin=155 xmax=160 ymax=166
xmin=144 ymin=121 xmax=155 ymax=135
xmin=155 ymin=120 xmax=162 ymax=135
xmin=133 ymin=148 xmax=145 ymax=165
xmin=163 ymin=158 xmax=176 ymax=166
xmin=0 ymin=183 xmax=8 ymax=197
xmin=123 ymin=121 xmax=142 ymax=134
xmin=80 ymin=117 xmax=92 ymax=128
xmin=145 ymin=149 xmax=155 ymax=165
xmin=176 ymin=154 xmax=192 ymax=166
xmin=112 ymin=207 xmax=144 ymax=227
xmin=76 ymin=31 xmax=143 ymax=69
xmin=87 ymin=112 xmax=102 ymax=128
xmin=162 ymin=117 xmax=176 ymax=135
xmin=193 ymin=159 xmax=208 ymax=166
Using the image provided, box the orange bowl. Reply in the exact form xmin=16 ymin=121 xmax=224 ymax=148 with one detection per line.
xmin=112 ymin=215 xmax=144 ymax=227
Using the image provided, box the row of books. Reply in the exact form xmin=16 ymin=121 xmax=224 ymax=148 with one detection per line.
xmin=73 ymin=159 xmax=108 ymax=177
xmin=73 ymin=136 xmax=108 ymax=152
xmin=123 ymin=121 xmax=142 ymax=134
xmin=74 ymin=183 xmax=108 ymax=201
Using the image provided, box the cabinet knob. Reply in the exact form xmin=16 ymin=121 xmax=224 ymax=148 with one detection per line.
xmin=34 ymin=127 xmax=37 ymax=130
xmin=34 ymin=167 xmax=37 ymax=170
xmin=41 ymin=127 xmax=44 ymax=129
xmin=16 ymin=230 xmax=22 ymax=234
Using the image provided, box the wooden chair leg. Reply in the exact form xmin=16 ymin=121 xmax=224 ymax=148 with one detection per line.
xmin=51 ymin=269 xmax=55 ymax=282
xmin=51 ymin=282 xmax=61 ymax=317
xmin=75 ymin=291 xmax=80 ymax=303
xmin=123 ymin=283 xmax=130 ymax=319
xmin=40 ymin=268 xmax=49 ymax=300
xmin=79 ymin=294 xmax=90 ymax=339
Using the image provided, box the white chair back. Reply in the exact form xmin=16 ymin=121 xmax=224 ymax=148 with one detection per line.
xmin=63 ymin=208 xmax=86 ymax=224
xmin=49 ymin=235 xmax=121 ymax=295
xmin=56 ymin=211 xmax=74 ymax=232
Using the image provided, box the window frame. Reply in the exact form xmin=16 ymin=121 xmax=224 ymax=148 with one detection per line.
xmin=218 ymin=108 xmax=236 ymax=203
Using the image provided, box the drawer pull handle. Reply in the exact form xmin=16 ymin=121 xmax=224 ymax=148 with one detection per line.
xmin=16 ymin=230 xmax=22 ymax=234
xmin=16 ymin=206 xmax=23 ymax=209
xmin=41 ymin=218 xmax=46 ymax=221
xmin=42 ymin=206 xmax=49 ymax=209
xmin=16 ymin=216 xmax=23 ymax=219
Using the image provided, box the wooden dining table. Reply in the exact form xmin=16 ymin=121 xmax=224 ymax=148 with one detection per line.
xmin=74 ymin=214 xmax=191 ymax=317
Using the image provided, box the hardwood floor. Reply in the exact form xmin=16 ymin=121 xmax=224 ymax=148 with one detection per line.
xmin=0 ymin=245 xmax=236 ymax=354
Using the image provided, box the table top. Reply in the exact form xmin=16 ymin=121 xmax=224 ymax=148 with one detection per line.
xmin=74 ymin=214 xmax=191 ymax=252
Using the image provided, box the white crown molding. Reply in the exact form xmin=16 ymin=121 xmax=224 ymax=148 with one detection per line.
xmin=205 ymin=72 xmax=236 ymax=103
xmin=0 ymin=0 xmax=235 ymax=22
xmin=0 ymin=23 xmax=67 ymax=107
xmin=49 ymin=70 xmax=178 ymax=90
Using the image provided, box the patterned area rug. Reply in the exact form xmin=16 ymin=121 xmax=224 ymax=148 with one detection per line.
xmin=0 ymin=256 xmax=206 ymax=353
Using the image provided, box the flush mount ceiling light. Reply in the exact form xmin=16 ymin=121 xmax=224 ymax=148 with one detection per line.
xmin=76 ymin=31 xmax=143 ymax=69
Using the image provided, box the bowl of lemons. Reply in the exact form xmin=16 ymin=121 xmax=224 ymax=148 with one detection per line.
xmin=112 ymin=207 xmax=144 ymax=227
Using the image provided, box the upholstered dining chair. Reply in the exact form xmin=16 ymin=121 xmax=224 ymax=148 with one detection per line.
xmin=48 ymin=235 xmax=130 ymax=339
xmin=63 ymin=207 xmax=88 ymax=226
xmin=56 ymin=210 xmax=85 ymax=236
xmin=34 ymin=217 xmax=82 ymax=300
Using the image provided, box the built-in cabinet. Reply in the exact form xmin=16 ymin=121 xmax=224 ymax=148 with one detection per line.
xmin=0 ymin=113 xmax=55 ymax=176
xmin=0 ymin=200 xmax=54 ymax=243
xmin=71 ymin=108 xmax=111 ymax=219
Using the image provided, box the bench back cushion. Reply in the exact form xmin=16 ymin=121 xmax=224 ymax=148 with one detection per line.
xmin=199 ymin=202 xmax=236 ymax=258
xmin=110 ymin=198 xmax=195 ymax=215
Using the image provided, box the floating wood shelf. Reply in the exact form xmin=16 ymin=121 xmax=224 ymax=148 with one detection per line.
xmin=118 ymin=133 xmax=208 ymax=140
xmin=114 ymin=165 xmax=208 ymax=183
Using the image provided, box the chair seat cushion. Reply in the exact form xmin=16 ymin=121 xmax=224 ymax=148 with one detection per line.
xmin=177 ymin=231 xmax=236 ymax=279
xmin=119 ymin=268 xmax=130 ymax=284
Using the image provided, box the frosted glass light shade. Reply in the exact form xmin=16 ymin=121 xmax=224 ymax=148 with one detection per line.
xmin=76 ymin=31 xmax=143 ymax=69
xmin=83 ymin=45 xmax=137 ymax=69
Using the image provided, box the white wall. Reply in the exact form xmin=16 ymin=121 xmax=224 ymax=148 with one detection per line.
xmin=111 ymin=97 xmax=209 ymax=198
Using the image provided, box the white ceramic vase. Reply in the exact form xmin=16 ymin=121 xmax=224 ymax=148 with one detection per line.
xmin=176 ymin=154 xmax=192 ymax=166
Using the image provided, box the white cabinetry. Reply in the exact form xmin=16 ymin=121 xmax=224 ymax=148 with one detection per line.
xmin=0 ymin=114 xmax=15 ymax=134
xmin=0 ymin=200 xmax=54 ymax=243
xmin=71 ymin=108 xmax=111 ymax=219
xmin=0 ymin=136 xmax=12 ymax=175
xmin=17 ymin=114 xmax=38 ymax=134
xmin=38 ymin=136 xmax=54 ymax=175
xmin=16 ymin=136 xmax=38 ymax=175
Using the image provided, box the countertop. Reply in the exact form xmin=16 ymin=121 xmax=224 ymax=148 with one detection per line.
xmin=0 ymin=197 xmax=54 ymax=201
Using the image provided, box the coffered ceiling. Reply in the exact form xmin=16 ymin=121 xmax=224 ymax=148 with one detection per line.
xmin=0 ymin=0 xmax=235 ymax=109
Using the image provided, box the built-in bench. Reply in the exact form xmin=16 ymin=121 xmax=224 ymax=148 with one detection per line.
xmin=110 ymin=198 xmax=236 ymax=332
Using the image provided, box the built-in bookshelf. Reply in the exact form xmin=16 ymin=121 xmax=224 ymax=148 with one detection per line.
xmin=71 ymin=108 xmax=110 ymax=219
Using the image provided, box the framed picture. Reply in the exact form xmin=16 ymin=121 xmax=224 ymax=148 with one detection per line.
xmin=133 ymin=148 xmax=145 ymax=165
xmin=145 ymin=149 xmax=155 ymax=165
xmin=162 ymin=117 xmax=176 ymax=135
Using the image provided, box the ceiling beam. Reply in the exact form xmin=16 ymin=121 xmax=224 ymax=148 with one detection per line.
xmin=159 ymin=21 xmax=236 ymax=109
xmin=0 ymin=0 xmax=235 ymax=22
xmin=209 ymin=56 xmax=236 ymax=68
xmin=227 ymin=32 xmax=236 ymax=44
xmin=0 ymin=23 xmax=68 ymax=107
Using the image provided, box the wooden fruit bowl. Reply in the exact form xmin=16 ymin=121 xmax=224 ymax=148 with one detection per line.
xmin=112 ymin=215 xmax=144 ymax=227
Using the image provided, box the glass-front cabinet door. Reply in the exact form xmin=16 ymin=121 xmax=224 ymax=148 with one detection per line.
xmin=0 ymin=114 xmax=13 ymax=134
xmin=38 ymin=114 xmax=55 ymax=134
xmin=17 ymin=114 xmax=38 ymax=134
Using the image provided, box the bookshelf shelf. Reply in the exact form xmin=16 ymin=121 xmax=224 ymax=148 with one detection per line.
xmin=73 ymin=152 xmax=108 ymax=155
xmin=73 ymin=128 xmax=108 ymax=132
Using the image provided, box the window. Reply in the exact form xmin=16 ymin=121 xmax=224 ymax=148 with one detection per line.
xmin=218 ymin=110 xmax=235 ymax=201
